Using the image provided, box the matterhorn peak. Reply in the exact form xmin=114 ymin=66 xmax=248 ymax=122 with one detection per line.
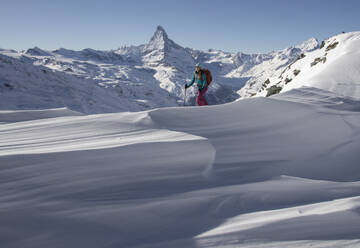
xmin=142 ymin=25 xmax=194 ymax=69
xmin=149 ymin=26 xmax=169 ymax=43
xmin=145 ymin=25 xmax=181 ymax=52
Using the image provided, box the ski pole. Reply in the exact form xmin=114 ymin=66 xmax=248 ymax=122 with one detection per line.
xmin=184 ymin=87 xmax=187 ymax=106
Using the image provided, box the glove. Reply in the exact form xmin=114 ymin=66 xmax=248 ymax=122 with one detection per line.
xmin=185 ymin=84 xmax=189 ymax=89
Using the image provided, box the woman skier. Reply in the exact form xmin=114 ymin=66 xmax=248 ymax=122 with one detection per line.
xmin=185 ymin=63 xmax=209 ymax=106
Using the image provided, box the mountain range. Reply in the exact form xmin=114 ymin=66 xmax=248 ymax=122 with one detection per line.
xmin=1 ymin=26 xmax=359 ymax=114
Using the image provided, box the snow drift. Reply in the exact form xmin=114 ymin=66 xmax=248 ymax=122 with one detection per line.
xmin=1 ymin=87 xmax=360 ymax=248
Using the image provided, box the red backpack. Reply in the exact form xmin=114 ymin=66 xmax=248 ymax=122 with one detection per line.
xmin=202 ymin=69 xmax=212 ymax=87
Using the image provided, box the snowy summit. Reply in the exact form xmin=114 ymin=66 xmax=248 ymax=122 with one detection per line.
xmin=145 ymin=25 xmax=179 ymax=52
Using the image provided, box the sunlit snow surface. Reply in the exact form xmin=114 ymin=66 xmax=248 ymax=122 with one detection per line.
xmin=1 ymin=87 xmax=360 ymax=248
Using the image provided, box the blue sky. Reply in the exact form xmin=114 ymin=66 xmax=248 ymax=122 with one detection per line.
xmin=1 ymin=0 xmax=359 ymax=53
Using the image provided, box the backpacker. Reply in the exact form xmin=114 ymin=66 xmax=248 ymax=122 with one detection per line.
xmin=202 ymin=69 xmax=212 ymax=87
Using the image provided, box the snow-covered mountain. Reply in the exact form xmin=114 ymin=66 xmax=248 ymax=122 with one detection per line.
xmin=0 ymin=52 xmax=178 ymax=113
xmin=143 ymin=25 xmax=194 ymax=69
xmin=251 ymin=32 xmax=360 ymax=99
xmin=236 ymin=38 xmax=319 ymax=97
xmin=0 ymin=26 xmax=322 ymax=113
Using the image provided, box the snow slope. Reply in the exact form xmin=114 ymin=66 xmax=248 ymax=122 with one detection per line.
xmin=1 ymin=87 xmax=360 ymax=248
xmin=0 ymin=53 xmax=177 ymax=113
xmin=256 ymin=32 xmax=360 ymax=99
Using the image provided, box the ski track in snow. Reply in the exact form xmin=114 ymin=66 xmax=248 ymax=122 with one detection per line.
xmin=1 ymin=88 xmax=360 ymax=248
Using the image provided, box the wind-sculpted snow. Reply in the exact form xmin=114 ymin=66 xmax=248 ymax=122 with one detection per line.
xmin=150 ymin=88 xmax=360 ymax=182
xmin=1 ymin=87 xmax=360 ymax=247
